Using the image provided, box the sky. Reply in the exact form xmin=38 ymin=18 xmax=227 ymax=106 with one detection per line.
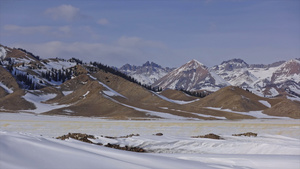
xmin=0 ymin=0 xmax=299 ymax=68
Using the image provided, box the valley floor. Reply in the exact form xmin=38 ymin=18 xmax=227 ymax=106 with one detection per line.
xmin=0 ymin=113 xmax=300 ymax=169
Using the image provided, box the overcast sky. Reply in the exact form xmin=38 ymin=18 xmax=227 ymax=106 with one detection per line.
xmin=0 ymin=0 xmax=299 ymax=68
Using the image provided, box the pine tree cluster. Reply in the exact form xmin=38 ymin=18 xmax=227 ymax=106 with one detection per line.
xmin=17 ymin=48 xmax=40 ymax=61
xmin=178 ymin=88 xmax=210 ymax=98
xmin=41 ymin=68 xmax=73 ymax=83
xmin=6 ymin=65 xmax=40 ymax=90
xmin=15 ymin=73 xmax=40 ymax=90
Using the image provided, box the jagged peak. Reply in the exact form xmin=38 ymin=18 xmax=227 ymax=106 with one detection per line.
xmin=183 ymin=59 xmax=206 ymax=69
xmin=188 ymin=59 xmax=205 ymax=66
xmin=119 ymin=63 xmax=136 ymax=71
xmin=286 ymin=58 xmax=300 ymax=64
xmin=142 ymin=61 xmax=161 ymax=68
xmin=221 ymin=58 xmax=248 ymax=66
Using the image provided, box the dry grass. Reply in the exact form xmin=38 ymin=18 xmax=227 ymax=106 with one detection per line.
xmin=160 ymin=89 xmax=198 ymax=101
xmin=0 ymin=66 xmax=35 ymax=110
xmin=193 ymin=86 xmax=270 ymax=112
xmin=263 ymin=100 xmax=300 ymax=119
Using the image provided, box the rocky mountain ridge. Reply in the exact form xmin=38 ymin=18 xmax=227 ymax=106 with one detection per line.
xmin=0 ymin=44 xmax=299 ymax=119
xmin=118 ymin=61 xmax=174 ymax=85
xmin=152 ymin=59 xmax=228 ymax=91
xmin=149 ymin=58 xmax=299 ymax=99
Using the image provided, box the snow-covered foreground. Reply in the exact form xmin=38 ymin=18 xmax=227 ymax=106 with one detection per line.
xmin=1 ymin=131 xmax=299 ymax=169
xmin=0 ymin=113 xmax=300 ymax=169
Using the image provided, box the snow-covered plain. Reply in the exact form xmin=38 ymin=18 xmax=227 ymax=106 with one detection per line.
xmin=0 ymin=113 xmax=300 ymax=169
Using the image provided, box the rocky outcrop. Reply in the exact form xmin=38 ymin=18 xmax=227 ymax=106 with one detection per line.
xmin=56 ymin=133 xmax=95 ymax=144
xmin=191 ymin=133 xmax=223 ymax=140
xmin=56 ymin=133 xmax=146 ymax=153
xmin=232 ymin=132 xmax=257 ymax=137
xmin=105 ymin=143 xmax=146 ymax=153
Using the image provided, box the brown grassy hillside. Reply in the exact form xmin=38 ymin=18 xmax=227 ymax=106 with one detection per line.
xmin=160 ymin=89 xmax=198 ymax=101
xmin=263 ymin=100 xmax=300 ymax=119
xmin=194 ymin=86 xmax=276 ymax=112
xmin=0 ymin=66 xmax=35 ymax=110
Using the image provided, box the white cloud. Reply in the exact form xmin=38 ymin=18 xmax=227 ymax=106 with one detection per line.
xmin=4 ymin=25 xmax=51 ymax=34
xmin=12 ymin=37 xmax=167 ymax=67
xmin=58 ymin=26 xmax=71 ymax=34
xmin=117 ymin=36 xmax=166 ymax=48
xmin=97 ymin=18 xmax=109 ymax=25
xmin=45 ymin=4 xmax=84 ymax=21
xmin=3 ymin=24 xmax=71 ymax=36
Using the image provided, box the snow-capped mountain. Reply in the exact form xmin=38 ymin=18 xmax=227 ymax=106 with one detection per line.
xmin=151 ymin=58 xmax=299 ymax=99
xmin=118 ymin=61 xmax=174 ymax=85
xmin=211 ymin=59 xmax=258 ymax=87
xmin=271 ymin=59 xmax=300 ymax=84
xmin=152 ymin=59 xmax=228 ymax=91
xmin=246 ymin=59 xmax=300 ymax=98
xmin=1 ymin=44 xmax=299 ymax=119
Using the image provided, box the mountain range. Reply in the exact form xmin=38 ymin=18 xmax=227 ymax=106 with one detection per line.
xmin=118 ymin=61 xmax=174 ymax=85
xmin=119 ymin=58 xmax=300 ymax=99
xmin=0 ymin=44 xmax=299 ymax=119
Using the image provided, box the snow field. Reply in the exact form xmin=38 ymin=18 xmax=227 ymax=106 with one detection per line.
xmin=90 ymin=133 xmax=300 ymax=154
xmin=4 ymin=131 xmax=298 ymax=169
xmin=1 ymin=113 xmax=300 ymax=169
xmin=1 ymin=113 xmax=299 ymax=139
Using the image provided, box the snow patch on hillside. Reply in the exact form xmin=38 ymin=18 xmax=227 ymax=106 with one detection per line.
xmin=249 ymin=67 xmax=277 ymax=80
xmin=0 ymin=82 xmax=14 ymax=94
xmin=152 ymin=91 xmax=199 ymax=104
xmin=88 ymin=74 xmax=126 ymax=98
xmin=259 ymin=100 xmax=272 ymax=108
xmin=205 ymin=107 xmax=290 ymax=119
xmin=287 ymin=96 xmax=300 ymax=102
xmin=22 ymin=92 xmax=68 ymax=114
xmin=209 ymin=71 xmax=230 ymax=86
xmin=269 ymin=87 xmax=279 ymax=97
xmin=62 ymin=91 xmax=73 ymax=96
xmin=44 ymin=60 xmax=76 ymax=70
xmin=0 ymin=47 xmax=7 ymax=60
xmin=103 ymin=95 xmax=196 ymax=120
xmin=82 ymin=91 xmax=89 ymax=98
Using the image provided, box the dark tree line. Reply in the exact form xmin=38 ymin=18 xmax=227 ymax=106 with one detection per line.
xmin=69 ymin=57 xmax=83 ymax=65
xmin=15 ymin=73 xmax=41 ymax=90
xmin=17 ymin=48 xmax=40 ymax=61
xmin=41 ymin=69 xmax=73 ymax=83
xmin=6 ymin=65 xmax=40 ymax=90
xmin=178 ymin=88 xmax=210 ymax=98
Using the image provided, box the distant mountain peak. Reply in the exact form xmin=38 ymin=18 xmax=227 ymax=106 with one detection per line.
xmin=215 ymin=58 xmax=249 ymax=71
xmin=153 ymin=59 xmax=227 ymax=91
xmin=118 ymin=61 xmax=174 ymax=85
xmin=188 ymin=59 xmax=205 ymax=67
xmin=178 ymin=59 xmax=207 ymax=72
xmin=221 ymin=58 xmax=248 ymax=66
xmin=142 ymin=61 xmax=161 ymax=68
xmin=287 ymin=58 xmax=300 ymax=64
